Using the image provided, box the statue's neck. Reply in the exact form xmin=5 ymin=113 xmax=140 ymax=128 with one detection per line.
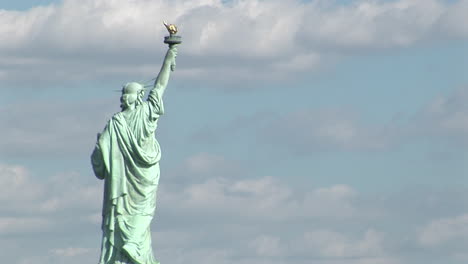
xmin=122 ymin=105 xmax=135 ymax=112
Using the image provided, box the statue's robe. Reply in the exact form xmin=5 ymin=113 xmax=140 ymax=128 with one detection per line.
xmin=91 ymin=89 xmax=164 ymax=264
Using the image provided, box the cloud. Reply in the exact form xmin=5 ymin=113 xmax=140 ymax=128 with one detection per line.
xmin=257 ymin=228 xmax=402 ymax=264
xmin=0 ymin=163 xmax=102 ymax=228
xmin=162 ymin=169 xmax=360 ymax=222
xmin=2 ymin=156 xmax=467 ymax=264
xmin=410 ymin=87 xmax=468 ymax=146
xmin=436 ymin=0 xmax=468 ymax=37
xmin=244 ymin=229 xmax=400 ymax=264
xmin=260 ymin=107 xmax=397 ymax=153
xmin=0 ymin=98 xmax=115 ymax=157
xmin=0 ymin=163 xmax=103 ymax=262
xmin=0 ymin=217 xmax=51 ymax=234
xmin=275 ymin=86 xmax=468 ymax=152
xmin=184 ymin=152 xmax=241 ymax=177
xmin=0 ymin=164 xmax=44 ymax=203
xmin=191 ymin=86 xmax=468 ymax=155
xmin=50 ymin=247 xmax=92 ymax=257
xmin=248 ymin=235 xmax=284 ymax=257
xmin=158 ymin=247 xmax=232 ymax=264
xmin=0 ymin=0 xmax=466 ymax=85
xmin=418 ymin=214 xmax=468 ymax=247
xmin=152 ymin=227 xmax=399 ymax=264
xmin=303 ymin=185 xmax=358 ymax=218
xmin=162 ymin=152 xmax=247 ymax=188
xmin=38 ymin=171 xmax=103 ymax=212
xmin=299 ymin=229 xmax=384 ymax=258
xmin=17 ymin=247 xmax=99 ymax=264
xmin=300 ymin=0 xmax=447 ymax=50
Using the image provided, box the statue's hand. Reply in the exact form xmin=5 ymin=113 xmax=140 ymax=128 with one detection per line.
xmin=168 ymin=45 xmax=178 ymax=59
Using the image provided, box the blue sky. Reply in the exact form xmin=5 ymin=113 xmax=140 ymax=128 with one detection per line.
xmin=0 ymin=0 xmax=467 ymax=264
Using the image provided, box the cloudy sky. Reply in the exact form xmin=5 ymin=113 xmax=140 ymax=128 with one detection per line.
xmin=0 ymin=0 xmax=467 ymax=263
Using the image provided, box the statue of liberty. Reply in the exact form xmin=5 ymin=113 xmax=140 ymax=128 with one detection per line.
xmin=91 ymin=23 xmax=181 ymax=264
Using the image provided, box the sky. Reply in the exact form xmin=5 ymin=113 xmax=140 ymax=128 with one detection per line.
xmin=0 ymin=0 xmax=467 ymax=263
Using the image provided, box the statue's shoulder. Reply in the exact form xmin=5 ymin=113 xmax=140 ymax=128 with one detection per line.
xmin=111 ymin=111 xmax=123 ymax=120
xmin=108 ymin=112 xmax=126 ymax=127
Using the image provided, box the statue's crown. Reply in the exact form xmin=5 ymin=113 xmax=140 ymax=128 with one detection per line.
xmin=122 ymin=82 xmax=144 ymax=94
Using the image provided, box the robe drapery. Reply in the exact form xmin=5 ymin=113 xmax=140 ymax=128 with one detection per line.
xmin=92 ymin=89 xmax=164 ymax=264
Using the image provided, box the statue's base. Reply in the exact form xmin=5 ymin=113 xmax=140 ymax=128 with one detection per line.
xmin=164 ymin=35 xmax=182 ymax=45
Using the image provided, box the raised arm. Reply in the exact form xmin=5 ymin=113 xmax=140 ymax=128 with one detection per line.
xmin=151 ymin=45 xmax=178 ymax=98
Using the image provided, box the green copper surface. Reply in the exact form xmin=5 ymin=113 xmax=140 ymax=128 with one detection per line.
xmin=91 ymin=45 xmax=178 ymax=264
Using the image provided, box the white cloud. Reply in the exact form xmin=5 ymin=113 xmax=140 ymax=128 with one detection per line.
xmin=453 ymin=252 xmax=468 ymax=262
xmin=303 ymin=185 xmax=357 ymax=218
xmin=418 ymin=214 xmax=468 ymax=246
xmin=0 ymin=163 xmax=102 ymax=221
xmin=38 ymin=172 xmax=102 ymax=212
xmin=0 ymin=217 xmax=51 ymax=234
xmin=412 ymin=87 xmax=468 ymax=144
xmin=50 ymin=247 xmax=92 ymax=257
xmin=0 ymin=99 xmax=115 ymax=156
xmin=261 ymin=108 xmax=396 ymax=153
xmin=185 ymin=152 xmax=237 ymax=175
xmin=3 ymin=156 xmax=466 ymax=264
xmin=157 ymin=247 xmax=232 ymax=264
xmin=152 ymin=227 xmax=399 ymax=264
xmin=272 ymin=53 xmax=321 ymax=72
xmin=18 ymin=247 xmax=99 ymax=264
xmin=162 ymin=166 xmax=359 ymax=221
xmin=153 ymin=230 xmax=199 ymax=248
xmin=248 ymin=235 xmax=284 ymax=257
xmin=437 ymin=0 xmax=468 ymax=37
xmin=0 ymin=164 xmax=103 ymax=262
xmin=202 ymin=86 xmax=468 ymax=154
xmin=0 ymin=164 xmax=44 ymax=202
xmin=298 ymin=229 xmax=384 ymax=258
xmin=300 ymin=0 xmax=447 ymax=50
xmin=164 ymin=152 xmax=246 ymax=188
xmin=244 ymin=229 xmax=400 ymax=264
xmin=0 ymin=0 xmax=466 ymax=84
xmin=18 ymin=256 xmax=51 ymax=264
xmin=84 ymin=212 xmax=102 ymax=224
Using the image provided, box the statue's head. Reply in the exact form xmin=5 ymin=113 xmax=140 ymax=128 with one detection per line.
xmin=120 ymin=82 xmax=145 ymax=111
